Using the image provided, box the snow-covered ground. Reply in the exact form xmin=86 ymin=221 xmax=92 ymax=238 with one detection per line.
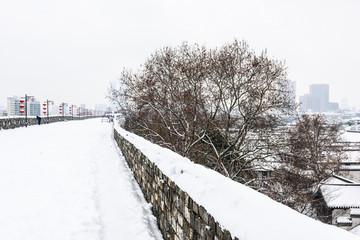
xmin=0 ymin=119 xmax=163 ymax=240
xmin=114 ymin=122 xmax=360 ymax=240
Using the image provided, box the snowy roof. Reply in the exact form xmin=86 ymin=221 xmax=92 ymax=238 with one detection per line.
xmin=343 ymin=151 xmax=360 ymax=164
xmin=320 ymin=181 xmax=360 ymax=208
xmin=351 ymin=208 xmax=360 ymax=216
xmin=337 ymin=217 xmax=352 ymax=224
xmin=324 ymin=175 xmax=357 ymax=185
xmin=115 ymin=123 xmax=360 ymax=240
xmin=343 ymin=131 xmax=360 ymax=143
xmin=341 ymin=164 xmax=360 ymax=171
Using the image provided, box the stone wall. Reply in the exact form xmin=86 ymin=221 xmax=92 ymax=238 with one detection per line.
xmin=114 ymin=129 xmax=238 ymax=240
xmin=0 ymin=116 xmax=99 ymax=130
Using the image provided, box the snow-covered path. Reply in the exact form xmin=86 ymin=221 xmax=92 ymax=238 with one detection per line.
xmin=0 ymin=119 xmax=163 ymax=240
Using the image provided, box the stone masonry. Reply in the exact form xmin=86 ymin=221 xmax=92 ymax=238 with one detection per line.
xmin=114 ymin=129 xmax=239 ymax=240
xmin=0 ymin=116 xmax=98 ymax=130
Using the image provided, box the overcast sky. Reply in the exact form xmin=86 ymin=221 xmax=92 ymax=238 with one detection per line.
xmin=1 ymin=0 xmax=359 ymax=109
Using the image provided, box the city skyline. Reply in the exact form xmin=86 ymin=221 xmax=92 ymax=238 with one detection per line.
xmin=1 ymin=1 xmax=359 ymax=109
xmin=0 ymin=95 xmax=110 ymax=117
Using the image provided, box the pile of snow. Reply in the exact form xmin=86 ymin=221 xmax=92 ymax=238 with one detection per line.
xmin=114 ymin=124 xmax=360 ymax=240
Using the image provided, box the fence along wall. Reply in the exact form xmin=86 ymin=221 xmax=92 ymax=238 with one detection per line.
xmin=0 ymin=116 xmax=99 ymax=130
xmin=114 ymin=129 xmax=238 ymax=240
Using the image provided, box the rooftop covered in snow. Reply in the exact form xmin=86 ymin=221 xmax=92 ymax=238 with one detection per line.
xmin=320 ymin=176 xmax=360 ymax=209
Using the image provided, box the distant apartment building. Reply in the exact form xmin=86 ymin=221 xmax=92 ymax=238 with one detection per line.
xmin=7 ymin=96 xmax=40 ymax=116
xmin=299 ymin=84 xmax=339 ymax=112
xmin=27 ymin=97 xmax=40 ymax=116
xmin=299 ymin=94 xmax=312 ymax=112
xmin=310 ymin=84 xmax=329 ymax=112
xmin=341 ymin=98 xmax=350 ymax=111
xmin=7 ymin=96 xmax=21 ymax=116
xmin=0 ymin=110 xmax=7 ymax=116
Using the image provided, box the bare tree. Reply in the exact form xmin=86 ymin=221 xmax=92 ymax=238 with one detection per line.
xmin=109 ymin=39 xmax=295 ymax=184
xmin=260 ymin=114 xmax=345 ymax=218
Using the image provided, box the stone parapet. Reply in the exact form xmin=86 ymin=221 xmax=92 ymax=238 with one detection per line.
xmin=0 ymin=116 xmax=99 ymax=130
xmin=114 ymin=129 xmax=238 ymax=240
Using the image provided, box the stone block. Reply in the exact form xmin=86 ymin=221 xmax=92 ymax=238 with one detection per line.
xmin=178 ymin=211 xmax=184 ymax=227
xmin=174 ymin=195 xmax=180 ymax=209
xmin=195 ymin=217 xmax=202 ymax=235
xmin=161 ymin=200 xmax=165 ymax=211
xmin=179 ymin=197 xmax=185 ymax=215
xmin=199 ymin=206 xmax=208 ymax=224
xmin=193 ymin=202 xmax=199 ymax=214
xmin=167 ymin=178 xmax=172 ymax=187
xmin=177 ymin=223 xmax=184 ymax=239
xmin=184 ymin=206 xmax=191 ymax=223
xmin=182 ymin=218 xmax=189 ymax=235
xmin=187 ymin=227 xmax=195 ymax=240
xmin=215 ymin=222 xmax=223 ymax=238
xmin=208 ymin=214 xmax=215 ymax=231
xmin=184 ymin=192 xmax=191 ymax=207
xmin=190 ymin=211 xmax=196 ymax=226
xmin=167 ymin=211 xmax=172 ymax=223
xmin=223 ymin=230 xmax=232 ymax=240
xmin=171 ymin=216 xmax=177 ymax=231
xmin=205 ymin=229 xmax=215 ymax=240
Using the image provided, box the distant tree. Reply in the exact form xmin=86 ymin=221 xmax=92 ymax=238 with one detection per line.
xmin=108 ymin=40 xmax=295 ymax=184
xmin=261 ymin=114 xmax=345 ymax=218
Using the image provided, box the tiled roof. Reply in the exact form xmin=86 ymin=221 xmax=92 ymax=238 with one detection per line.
xmin=351 ymin=208 xmax=360 ymax=216
xmin=320 ymin=176 xmax=360 ymax=208
xmin=337 ymin=217 xmax=352 ymax=224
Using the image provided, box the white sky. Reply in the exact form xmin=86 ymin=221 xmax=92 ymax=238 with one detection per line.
xmin=0 ymin=0 xmax=359 ymax=109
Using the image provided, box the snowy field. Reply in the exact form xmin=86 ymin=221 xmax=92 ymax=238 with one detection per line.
xmin=0 ymin=119 xmax=163 ymax=240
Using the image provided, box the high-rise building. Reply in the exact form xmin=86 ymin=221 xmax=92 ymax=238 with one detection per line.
xmin=299 ymin=84 xmax=338 ymax=112
xmin=27 ymin=97 xmax=40 ymax=116
xmin=309 ymin=84 xmax=329 ymax=112
xmin=7 ymin=96 xmax=21 ymax=116
xmin=0 ymin=110 xmax=7 ymax=116
xmin=299 ymin=94 xmax=312 ymax=112
xmin=7 ymin=96 xmax=40 ymax=116
xmin=341 ymin=98 xmax=349 ymax=110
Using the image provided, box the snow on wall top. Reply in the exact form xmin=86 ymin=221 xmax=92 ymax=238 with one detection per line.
xmin=114 ymin=124 xmax=360 ymax=240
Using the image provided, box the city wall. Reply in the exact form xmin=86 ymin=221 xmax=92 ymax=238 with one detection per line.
xmin=0 ymin=116 xmax=99 ymax=130
xmin=114 ymin=128 xmax=238 ymax=240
